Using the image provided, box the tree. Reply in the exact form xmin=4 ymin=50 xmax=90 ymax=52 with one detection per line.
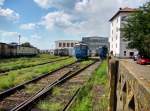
xmin=21 ymin=42 xmax=32 ymax=47
xmin=122 ymin=2 xmax=150 ymax=56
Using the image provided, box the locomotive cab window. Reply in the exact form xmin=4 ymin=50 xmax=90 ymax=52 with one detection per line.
xmin=81 ymin=45 xmax=87 ymax=49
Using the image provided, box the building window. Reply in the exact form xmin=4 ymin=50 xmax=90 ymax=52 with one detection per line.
xmin=121 ymin=16 xmax=127 ymax=21
xmin=112 ymin=45 xmax=113 ymax=49
xmin=124 ymin=51 xmax=126 ymax=56
xmin=112 ymin=37 xmax=113 ymax=42
xmin=71 ymin=43 xmax=74 ymax=47
xmin=59 ymin=43 xmax=62 ymax=47
xmin=67 ymin=43 xmax=70 ymax=47
xmin=130 ymin=52 xmax=134 ymax=57
xmin=116 ymin=43 xmax=117 ymax=48
xmin=63 ymin=43 xmax=66 ymax=47
xmin=112 ymin=30 xmax=113 ymax=35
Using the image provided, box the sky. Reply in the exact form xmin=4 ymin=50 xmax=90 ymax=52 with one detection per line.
xmin=0 ymin=0 xmax=148 ymax=49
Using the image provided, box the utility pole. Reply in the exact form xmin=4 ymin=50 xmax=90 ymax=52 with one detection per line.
xmin=18 ymin=34 xmax=21 ymax=45
xmin=18 ymin=34 xmax=21 ymax=50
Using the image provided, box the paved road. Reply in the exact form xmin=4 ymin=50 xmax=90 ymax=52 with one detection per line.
xmin=120 ymin=59 xmax=150 ymax=93
xmin=124 ymin=59 xmax=150 ymax=67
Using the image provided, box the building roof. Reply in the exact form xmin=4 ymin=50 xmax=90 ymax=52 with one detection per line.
xmin=82 ymin=37 xmax=108 ymax=40
xmin=109 ymin=7 xmax=137 ymax=21
xmin=83 ymin=36 xmax=106 ymax=38
xmin=55 ymin=40 xmax=79 ymax=42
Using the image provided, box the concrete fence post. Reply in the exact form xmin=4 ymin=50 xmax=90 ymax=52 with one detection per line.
xmin=108 ymin=59 xmax=119 ymax=111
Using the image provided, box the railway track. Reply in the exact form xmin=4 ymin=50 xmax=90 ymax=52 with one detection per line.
xmin=33 ymin=61 xmax=100 ymax=111
xmin=0 ymin=60 xmax=97 ymax=111
xmin=0 ymin=57 xmax=69 ymax=74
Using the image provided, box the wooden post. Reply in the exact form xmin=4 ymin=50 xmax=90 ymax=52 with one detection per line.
xmin=109 ymin=59 xmax=119 ymax=111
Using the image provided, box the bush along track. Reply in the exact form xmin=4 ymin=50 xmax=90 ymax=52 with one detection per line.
xmin=69 ymin=60 xmax=109 ymax=111
xmin=0 ymin=56 xmax=66 ymax=73
xmin=0 ymin=60 xmax=95 ymax=110
xmin=0 ymin=58 xmax=76 ymax=92
xmin=0 ymin=54 xmax=56 ymax=64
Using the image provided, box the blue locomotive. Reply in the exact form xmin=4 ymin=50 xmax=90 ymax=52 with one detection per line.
xmin=74 ymin=43 xmax=88 ymax=60
xmin=99 ymin=46 xmax=108 ymax=60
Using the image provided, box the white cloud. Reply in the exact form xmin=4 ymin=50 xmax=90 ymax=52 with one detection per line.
xmin=35 ymin=0 xmax=147 ymax=37
xmin=0 ymin=30 xmax=19 ymax=37
xmin=75 ymin=0 xmax=90 ymax=12
xmin=33 ymin=0 xmax=76 ymax=11
xmin=0 ymin=30 xmax=19 ymax=43
xmin=36 ymin=0 xmax=120 ymax=36
xmin=20 ymin=23 xmax=37 ymax=30
xmin=0 ymin=30 xmax=40 ymax=46
xmin=33 ymin=0 xmax=53 ymax=9
xmin=0 ymin=0 xmax=5 ymax=6
xmin=65 ymin=0 xmax=120 ymax=36
xmin=41 ymin=11 xmax=73 ymax=30
xmin=0 ymin=7 xmax=20 ymax=21
xmin=30 ymin=34 xmax=42 ymax=39
xmin=118 ymin=0 xmax=148 ymax=7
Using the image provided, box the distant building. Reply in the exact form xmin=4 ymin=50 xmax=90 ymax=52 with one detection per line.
xmin=55 ymin=40 xmax=79 ymax=49
xmin=82 ymin=37 xmax=108 ymax=56
xmin=109 ymin=7 xmax=138 ymax=58
xmin=55 ymin=40 xmax=79 ymax=56
xmin=49 ymin=49 xmax=54 ymax=55
xmin=40 ymin=50 xmax=51 ymax=54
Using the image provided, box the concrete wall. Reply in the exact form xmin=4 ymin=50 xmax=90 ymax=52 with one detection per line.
xmin=109 ymin=59 xmax=150 ymax=111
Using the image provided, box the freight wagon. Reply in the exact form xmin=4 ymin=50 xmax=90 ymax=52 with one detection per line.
xmin=54 ymin=48 xmax=69 ymax=56
xmin=0 ymin=42 xmax=39 ymax=58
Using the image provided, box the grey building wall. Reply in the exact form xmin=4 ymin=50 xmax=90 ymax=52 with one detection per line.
xmin=82 ymin=37 xmax=108 ymax=56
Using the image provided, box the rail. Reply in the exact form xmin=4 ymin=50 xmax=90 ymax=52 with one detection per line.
xmin=10 ymin=61 xmax=97 ymax=111
xmin=0 ymin=61 xmax=76 ymax=100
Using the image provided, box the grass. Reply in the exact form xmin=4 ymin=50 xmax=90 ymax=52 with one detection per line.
xmin=0 ymin=54 xmax=43 ymax=63
xmin=37 ymin=101 xmax=62 ymax=111
xmin=78 ymin=60 xmax=94 ymax=69
xmin=52 ymin=87 xmax=63 ymax=96
xmin=0 ymin=54 xmax=62 ymax=73
xmin=25 ymin=84 xmax=42 ymax=94
xmin=0 ymin=58 xmax=76 ymax=91
xmin=69 ymin=60 xmax=109 ymax=111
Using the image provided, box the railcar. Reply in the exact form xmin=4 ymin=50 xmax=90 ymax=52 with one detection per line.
xmin=0 ymin=43 xmax=39 ymax=58
xmin=16 ymin=46 xmax=38 ymax=56
xmin=99 ymin=46 xmax=108 ymax=60
xmin=54 ymin=48 xmax=69 ymax=56
xmin=0 ymin=43 xmax=14 ymax=58
xmin=74 ymin=43 xmax=88 ymax=60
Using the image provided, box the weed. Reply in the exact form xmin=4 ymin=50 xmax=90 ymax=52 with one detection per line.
xmin=69 ymin=60 xmax=109 ymax=111
xmin=0 ymin=58 xmax=76 ymax=91
xmin=37 ymin=101 xmax=62 ymax=111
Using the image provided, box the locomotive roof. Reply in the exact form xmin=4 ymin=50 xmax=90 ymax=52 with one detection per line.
xmin=0 ymin=42 xmax=38 ymax=49
xmin=0 ymin=42 xmax=7 ymax=45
